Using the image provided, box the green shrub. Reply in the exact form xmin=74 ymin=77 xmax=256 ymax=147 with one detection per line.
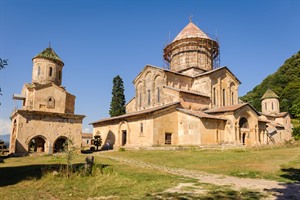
xmin=292 ymin=126 xmax=300 ymax=140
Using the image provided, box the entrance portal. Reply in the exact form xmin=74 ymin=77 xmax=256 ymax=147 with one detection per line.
xmin=165 ymin=133 xmax=172 ymax=145
xmin=54 ymin=137 xmax=67 ymax=153
xmin=122 ymin=130 xmax=127 ymax=146
xmin=29 ymin=136 xmax=46 ymax=153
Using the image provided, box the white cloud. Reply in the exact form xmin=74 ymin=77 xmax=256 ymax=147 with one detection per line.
xmin=0 ymin=118 xmax=11 ymax=135
xmin=83 ymin=127 xmax=92 ymax=133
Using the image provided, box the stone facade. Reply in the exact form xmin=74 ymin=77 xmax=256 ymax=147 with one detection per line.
xmin=10 ymin=47 xmax=85 ymax=155
xmin=91 ymin=21 xmax=292 ymax=149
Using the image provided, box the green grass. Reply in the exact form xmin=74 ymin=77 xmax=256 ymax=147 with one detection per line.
xmin=104 ymin=145 xmax=300 ymax=182
xmin=0 ymin=154 xmax=187 ymax=200
xmin=1 ymin=145 xmax=299 ymax=199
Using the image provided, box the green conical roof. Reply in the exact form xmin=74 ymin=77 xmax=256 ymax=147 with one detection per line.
xmin=33 ymin=47 xmax=64 ymax=66
xmin=261 ymin=88 xmax=279 ymax=100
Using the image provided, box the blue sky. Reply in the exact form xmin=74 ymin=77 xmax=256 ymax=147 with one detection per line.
xmin=0 ymin=0 xmax=299 ymax=135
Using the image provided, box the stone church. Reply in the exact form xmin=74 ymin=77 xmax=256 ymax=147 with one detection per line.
xmin=91 ymin=21 xmax=292 ymax=149
xmin=10 ymin=47 xmax=85 ymax=155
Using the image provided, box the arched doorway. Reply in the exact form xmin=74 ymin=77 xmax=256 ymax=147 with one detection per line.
xmin=239 ymin=117 xmax=249 ymax=145
xmin=53 ymin=137 xmax=68 ymax=153
xmin=29 ymin=136 xmax=46 ymax=153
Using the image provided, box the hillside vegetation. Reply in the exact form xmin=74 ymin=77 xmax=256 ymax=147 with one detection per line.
xmin=240 ymin=51 xmax=300 ymax=119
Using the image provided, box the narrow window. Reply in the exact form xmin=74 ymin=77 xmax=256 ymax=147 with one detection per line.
xmin=222 ymin=89 xmax=225 ymax=106
xmin=140 ymin=122 xmax=143 ymax=133
xmin=213 ymin=88 xmax=216 ymax=105
xmin=272 ymin=102 xmax=274 ymax=110
xmin=147 ymin=90 xmax=151 ymax=106
xmin=157 ymin=87 xmax=160 ymax=103
xmin=49 ymin=67 xmax=53 ymax=77
xmin=86 ymin=140 xmax=89 ymax=144
xmin=47 ymin=97 xmax=55 ymax=108
xmin=38 ymin=66 xmax=41 ymax=76
xmin=139 ymin=93 xmax=142 ymax=108
xmin=231 ymin=92 xmax=234 ymax=105
xmin=265 ymin=103 xmax=267 ymax=110
xmin=59 ymin=70 xmax=61 ymax=80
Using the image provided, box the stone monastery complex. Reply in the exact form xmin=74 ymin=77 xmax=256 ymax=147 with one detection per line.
xmin=10 ymin=21 xmax=292 ymax=154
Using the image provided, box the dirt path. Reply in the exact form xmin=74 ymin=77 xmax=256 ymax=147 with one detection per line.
xmin=94 ymin=153 xmax=300 ymax=199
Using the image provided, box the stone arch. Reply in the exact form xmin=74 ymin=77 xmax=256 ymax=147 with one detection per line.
xmin=118 ymin=121 xmax=130 ymax=146
xmin=28 ymin=135 xmax=47 ymax=153
xmin=229 ymin=82 xmax=236 ymax=105
xmin=47 ymin=96 xmax=55 ymax=108
xmin=154 ymin=75 xmax=164 ymax=104
xmin=136 ymin=81 xmax=144 ymax=108
xmin=239 ymin=117 xmax=249 ymax=128
xmin=53 ymin=136 xmax=68 ymax=153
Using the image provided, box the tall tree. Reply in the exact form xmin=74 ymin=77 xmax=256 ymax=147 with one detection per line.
xmin=109 ymin=75 xmax=126 ymax=117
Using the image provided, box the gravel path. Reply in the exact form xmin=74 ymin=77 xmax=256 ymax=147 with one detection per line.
xmin=94 ymin=153 xmax=300 ymax=199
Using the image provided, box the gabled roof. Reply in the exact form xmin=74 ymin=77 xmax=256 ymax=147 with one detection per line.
xmin=173 ymin=21 xmax=210 ymax=42
xmin=163 ymin=86 xmax=210 ymax=98
xmin=205 ymin=103 xmax=260 ymax=116
xmin=195 ymin=66 xmax=242 ymax=84
xmin=261 ymin=88 xmax=279 ymax=100
xmin=177 ymin=108 xmax=227 ymax=120
xmin=33 ymin=47 xmax=64 ymax=66
xmin=24 ymin=82 xmax=74 ymax=97
xmin=90 ymin=102 xmax=180 ymax=125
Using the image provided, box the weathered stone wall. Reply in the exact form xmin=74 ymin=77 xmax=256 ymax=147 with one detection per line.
xmin=10 ymin=112 xmax=82 ymax=154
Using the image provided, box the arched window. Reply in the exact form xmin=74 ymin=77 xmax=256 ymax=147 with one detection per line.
xmin=38 ymin=66 xmax=41 ymax=76
xmin=231 ymin=92 xmax=234 ymax=105
xmin=49 ymin=67 xmax=53 ymax=77
xmin=147 ymin=90 xmax=151 ymax=105
xmin=222 ymin=89 xmax=226 ymax=106
xmin=213 ymin=87 xmax=216 ymax=105
xmin=47 ymin=97 xmax=55 ymax=108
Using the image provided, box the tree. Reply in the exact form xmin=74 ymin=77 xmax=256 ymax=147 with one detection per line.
xmin=0 ymin=58 xmax=8 ymax=98
xmin=109 ymin=75 xmax=126 ymax=117
xmin=93 ymin=135 xmax=102 ymax=151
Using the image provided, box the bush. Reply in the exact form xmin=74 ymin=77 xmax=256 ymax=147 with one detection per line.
xmin=292 ymin=126 xmax=300 ymax=141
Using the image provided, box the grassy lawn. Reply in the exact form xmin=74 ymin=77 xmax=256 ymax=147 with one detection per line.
xmin=1 ymin=144 xmax=299 ymax=199
xmin=104 ymin=145 xmax=300 ymax=182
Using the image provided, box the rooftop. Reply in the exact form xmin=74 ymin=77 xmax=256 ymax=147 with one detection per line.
xmin=33 ymin=47 xmax=64 ymax=66
xmin=173 ymin=21 xmax=210 ymax=42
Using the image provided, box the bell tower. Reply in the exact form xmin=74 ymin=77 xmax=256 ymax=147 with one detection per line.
xmin=163 ymin=20 xmax=219 ymax=73
xmin=31 ymin=47 xmax=64 ymax=85
xmin=261 ymin=88 xmax=280 ymax=115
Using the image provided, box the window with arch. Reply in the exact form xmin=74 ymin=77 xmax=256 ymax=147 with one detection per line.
xmin=37 ymin=66 xmax=41 ymax=76
xmin=265 ymin=102 xmax=267 ymax=110
xmin=49 ymin=67 xmax=53 ymax=77
xmin=47 ymin=97 xmax=55 ymax=108
xmin=231 ymin=92 xmax=234 ymax=105
xmin=222 ymin=89 xmax=226 ymax=106
xmin=147 ymin=90 xmax=151 ymax=105
xmin=213 ymin=87 xmax=216 ymax=105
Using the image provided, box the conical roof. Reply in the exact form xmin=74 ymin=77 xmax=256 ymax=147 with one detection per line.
xmin=173 ymin=21 xmax=210 ymax=42
xmin=33 ymin=47 xmax=64 ymax=66
xmin=261 ymin=88 xmax=279 ymax=100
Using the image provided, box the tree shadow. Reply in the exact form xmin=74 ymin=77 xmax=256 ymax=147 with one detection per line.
xmin=267 ymin=168 xmax=300 ymax=199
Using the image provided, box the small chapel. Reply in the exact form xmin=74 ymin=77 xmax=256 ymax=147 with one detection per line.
xmin=10 ymin=47 xmax=85 ymax=155
xmin=91 ymin=20 xmax=292 ymax=149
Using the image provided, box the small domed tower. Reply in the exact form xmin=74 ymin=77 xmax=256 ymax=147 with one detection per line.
xmin=261 ymin=88 xmax=280 ymax=115
xmin=163 ymin=20 xmax=219 ymax=73
xmin=31 ymin=47 xmax=64 ymax=85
